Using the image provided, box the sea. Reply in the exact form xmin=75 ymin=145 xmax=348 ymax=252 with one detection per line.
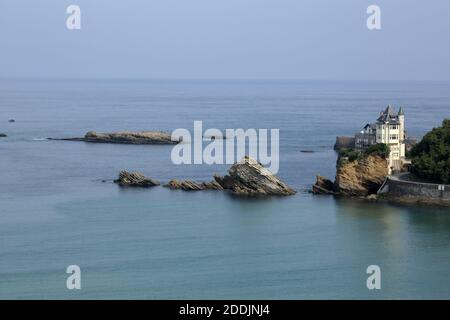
xmin=0 ymin=79 xmax=449 ymax=299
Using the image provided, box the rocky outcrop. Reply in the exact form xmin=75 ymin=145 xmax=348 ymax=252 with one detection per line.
xmin=114 ymin=171 xmax=160 ymax=187
xmin=312 ymin=176 xmax=336 ymax=195
xmin=0 ymin=133 xmax=7 ymax=138
xmin=335 ymin=154 xmax=388 ymax=196
xmin=214 ymin=156 xmax=296 ymax=196
xmin=52 ymin=131 xmax=179 ymax=145
xmin=164 ymin=179 xmax=223 ymax=191
xmin=313 ymin=154 xmax=388 ymax=197
xmin=113 ymin=157 xmax=295 ymax=197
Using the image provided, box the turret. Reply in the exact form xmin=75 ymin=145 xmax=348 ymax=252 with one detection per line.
xmin=398 ymin=107 xmax=406 ymax=158
xmin=398 ymin=107 xmax=405 ymax=141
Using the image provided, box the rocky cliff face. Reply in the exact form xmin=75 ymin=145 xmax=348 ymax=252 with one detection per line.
xmin=214 ymin=156 xmax=296 ymax=196
xmin=312 ymin=154 xmax=388 ymax=197
xmin=335 ymin=154 xmax=388 ymax=196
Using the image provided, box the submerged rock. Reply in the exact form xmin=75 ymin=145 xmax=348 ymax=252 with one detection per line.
xmin=214 ymin=156 xmax=296 ymax=196
xmin=52 ymin=131 xmax=179 ymax=145
xmin=114 ymin=171 xmax=160 ymax=187
xmin=164 ymin=179 xmax=223 ymax=191
xmin=335 ymin=154 xmax=388 ymax=196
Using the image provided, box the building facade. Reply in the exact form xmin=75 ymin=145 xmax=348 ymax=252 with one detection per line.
xmin=355 ymin=105 xmax=407 ymax=173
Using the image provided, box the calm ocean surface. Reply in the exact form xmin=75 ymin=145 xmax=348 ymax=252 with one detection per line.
xmin=1 ymin=79 xmax=450 ymax=299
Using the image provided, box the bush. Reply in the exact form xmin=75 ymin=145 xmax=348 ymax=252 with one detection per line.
xmin=364 ymin=143 xmax=390 ymax=158
xmin=409 ymin=119 xmax=450 ymax=184
xmin=339 ymin=148 xmax=362 ymax=163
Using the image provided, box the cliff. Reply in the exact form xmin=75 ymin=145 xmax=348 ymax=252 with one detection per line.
xmin=335 ymin=154 xmax=388 ymax=196
xmin=313 ymin=154 xmax=388 ymax=197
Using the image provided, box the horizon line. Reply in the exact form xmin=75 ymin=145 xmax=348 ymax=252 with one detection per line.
xmin=1 ymin=76 xmax=450 ymax=83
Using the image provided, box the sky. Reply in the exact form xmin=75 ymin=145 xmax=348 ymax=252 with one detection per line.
xmin=0 ymin=0 xmax=449 ymax=80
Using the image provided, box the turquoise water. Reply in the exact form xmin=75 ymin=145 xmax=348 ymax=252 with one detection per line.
xmin=1 ymin=79 xmax=450 ymax=299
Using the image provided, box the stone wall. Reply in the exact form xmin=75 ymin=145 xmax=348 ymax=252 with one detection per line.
xmin=334 ymin=136 xmax=355 ymax=151
xmin=380 ymin=173 xmax=450 ymax=205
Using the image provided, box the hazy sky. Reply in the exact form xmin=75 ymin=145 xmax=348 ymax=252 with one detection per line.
xmin=1 ymin=0 xmax=449 ymax=80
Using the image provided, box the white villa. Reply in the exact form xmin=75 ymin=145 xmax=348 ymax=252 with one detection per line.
xmin=355 ymin=105 xmax=408 ymax=173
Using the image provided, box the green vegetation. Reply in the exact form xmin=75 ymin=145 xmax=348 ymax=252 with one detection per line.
xmin=364 ymin=143 xmax=390 ymax=158
xmin=339 ymin=148 xmax=362 ymax=162
xmin=409 ymin=119 xmax=450 ymax=184
xmin=338 ymin=143 xmax=390 ymax=166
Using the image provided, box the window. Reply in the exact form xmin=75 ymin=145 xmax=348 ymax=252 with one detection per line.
xmin=390 ymin=134 xmax=398 ymax=140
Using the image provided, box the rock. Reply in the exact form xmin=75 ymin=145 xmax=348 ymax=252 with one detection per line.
xmin=214 ymin=156 xmax=296 ymax=196
xmin=164 ymin=179 xmax=223 ymax=191
xmin=202 ymin=181 xmax=225 ymax=190
xmin=312 ymin=175 xmax=336 ymax=195
xmin=52 ymin=131 xmax=179 ymax=144
xmin=84 ymin=131 xmax=178 ymax=144
xmin=164 ymin=180 xmax=204 ymax=191
xmin=0 ymin=133 xmax=7 ymax=138
xmin=335 ymin=154 xmax=388 ymax=196
xmin=366 ymin=194 xmax=378 ymax=201
xmin=114 ymin=171 xmax=160 ymax=187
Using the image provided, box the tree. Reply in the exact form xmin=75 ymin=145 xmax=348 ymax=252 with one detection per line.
xmin=409 ymin=119 xmax=450 ymax=184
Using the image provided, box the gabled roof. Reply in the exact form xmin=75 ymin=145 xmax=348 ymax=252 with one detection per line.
xmin=363 ymin=123 xmax=376 ymax=130
xmin=377 ymin=105 xmax=400 ymax=124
